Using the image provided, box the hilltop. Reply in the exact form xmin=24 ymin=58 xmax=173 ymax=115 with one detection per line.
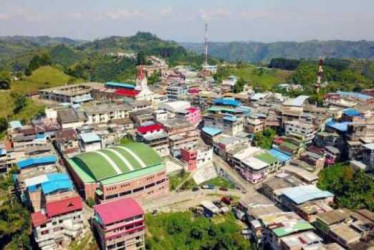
xmin=181 ymin=40 xmax=374 ymax=63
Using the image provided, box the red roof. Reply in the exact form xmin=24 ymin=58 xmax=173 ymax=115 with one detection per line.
xmin=31 ymin=211 xmax=49 ymax=227
xmin=186 ymin=107 xmax=199 ymax=113
xmin=94 ymin=198 xmax=143 ymax=225
xmin=115 ymin=88 xmax=139 ymax=97
xmin=46 ymin=196 xmax=83 ymax=217
xmin=137 ymin=124 xmax=163 ymax=134
xmin=188 ymin=88 xmax=200 ymax=94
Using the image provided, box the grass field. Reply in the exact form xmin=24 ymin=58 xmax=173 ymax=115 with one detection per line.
xmin=202 ymin=177 xmax=236 ymax=189
xmin=169 ymin=171 xmax=191 ymax=190
xmin=0 ymin=66 xmax=76 ymax=125
xmin=145 ymin=211 xmax=251 ymax=250
xmin=227 ymin=64 xmax=292 ymax=91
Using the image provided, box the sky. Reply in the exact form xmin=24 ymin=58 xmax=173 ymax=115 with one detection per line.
xmin=0 ymin=0 xmax=374 ymax=42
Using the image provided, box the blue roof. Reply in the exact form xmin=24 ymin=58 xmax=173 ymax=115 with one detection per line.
xmin=106 ymin=82 xmax=135 ymax=89
xmin=269 ymin=148 xmax=292 ymax=163
xmin=223 ymin=115 xmax=237 ymax=122
xmin=326 ymin=119 xmax=351 ymax=132
xmin=0 ymin=148 xmax=6 ymax=156
xmin=337 ymin=91 xmax=372 ymax=101
xmin=80 ymin=132 xmax=101 ymax=143
xmin=27 ymin=173 xmax=73 ymax=194
xmin=17 ymin=155 xmax=57 ymax=169
xmin=9 ymin=120 xmax=23 ymax=129
xmin=202 ymin=127 xmax=222 ymax=136
xmin=213 ymin=98 xmax=241 ymax=107
xmin=343 ymin=108 xmax=361 ymax=117
xmin=281 ymin=185 xmax=334 ymax=205
xmin=35 ymin=133 xmax=46 ymax=139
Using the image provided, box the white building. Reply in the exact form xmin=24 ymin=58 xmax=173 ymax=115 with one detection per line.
xmin=84 ymin=103 xmax=131 ymax=124
xmin=284 ymin=120 xmax=316 ymax=143
xmin=79 ymin=132 xmax=102 ymax=152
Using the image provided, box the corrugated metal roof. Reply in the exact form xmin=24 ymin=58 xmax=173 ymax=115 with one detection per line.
xmin=281 ymin=185 xmax=334 ymax=205
xmin=202 ymin=127 xmax=222 ymax=136
xmin=94 ymin=198 xmax=143 ymax=225
xmin=17 ymin=155 xmax=57 ymax=169
xmin=213 ymin=98 xmax=241 ymax=107
xmin=337 ymin=91 xmax=372 ymax=101
xmin=283 ymin=95 xmax=309 ymax=107
xmin=9 ymin=120 xmax=23 ymax=129
xmin=80 ymin=132 xmax=101 ymax=143
xmin=106 ymin=82 xmax=135 ymax=89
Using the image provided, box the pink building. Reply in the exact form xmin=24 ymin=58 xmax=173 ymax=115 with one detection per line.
xmin=93 ymin=198 xmax=145 ymax=250
xmin=176 ymin=107 xmax=201 ymax=126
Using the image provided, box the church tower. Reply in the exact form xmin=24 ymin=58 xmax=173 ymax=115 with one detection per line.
xmin=136 ymin=66 xmax=148 ymax=91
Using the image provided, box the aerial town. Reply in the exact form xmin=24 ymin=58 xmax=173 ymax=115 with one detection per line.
xmin=2 ymin=47 xmax=374 ymax=250
xmin=2 ymin=1 xmax=374 ymax=250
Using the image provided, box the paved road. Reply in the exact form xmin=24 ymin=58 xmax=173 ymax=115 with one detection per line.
xmin=141 ymin=189 xmax=245 ymax=213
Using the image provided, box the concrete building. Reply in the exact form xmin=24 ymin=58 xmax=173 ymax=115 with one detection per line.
xmin=180 ymin=146 xmax=213 ymax=171
xmin=284 ymin=120 xmax=316 ymax=143
xmin=84 ymin=103 xmax=131 ymax=124
xmin=233 ymin=147 xmax=268 ymax=183
xmin=203 ymin=114 xmax=244 ymax=136
xmin=166 ymin=85 xmax=187 ymax=101
xmin=136 ymin=124 xmax=169 ymax=157
xmin=31 ymin=196 xmax=84 ymax=250
xmin=93 ymin=198 xmax=145 ymax=250
xmin=66 ymin=143 xmax=168 ymax=203
xmin=39 ymin=83 xmax=95 ymax=104
xmin=79 ymin=132 xmax=102 ymax=152
xmin=161 ymin=119 xmax=199 ymax=157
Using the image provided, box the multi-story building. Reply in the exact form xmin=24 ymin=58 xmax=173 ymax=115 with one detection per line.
xmin=93 ymin=198 xmax=145 ymax=250
xmin=203 ymin=114 xmax=244 ymax=136
xmin=31 ymin=196 xmax=84 ymax=250
xmin=39 ymin=83 xmax=96 ymax=104
xmin=233 ymin=147 xmax=268 ymax=183
xmin=84 ymin=103 xmax=131 ymax=124
xmin=66 ymin=142 xmax=168 ymax=203
xmin=284 ymin=120 xmax=316 ymax=143
xmin=136 ymin=124 xmax=169 ymax=157
xmin=175 ymin=107 xmax=202 ymax=126
xmin=180 ymin=146 xmax=213 ymax=171
xmin=161 ymin=119 xmax=199 ymax=156
xmin=166 ymin=85 xmax=187 ymax=101
xmin=54 ymin=128 xmax=79 ymax=156
xmin=78 ymin=132 xmax=102 ymax=152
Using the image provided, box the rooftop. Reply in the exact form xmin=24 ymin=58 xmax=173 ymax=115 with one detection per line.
xmin=337 ymin=91 xmax=373 ymax=101
xmin=202 ymin=127 xmax=222 ymax=137
xmin=105 ymin=82 xmax=135 ymax=89
xmin=213 ymin=98 xmax=241 ymax=107
xmin=17 ymin=155 xmax=57 ymax=169
xmin=69 ymin=142 xmax=163 ymax=182
xmin=281 ymin=185 xmax=334 ymax=205
xmin=46 ymin=196 xmax=83 ymax=218
xmin=261 ymin=212 xmax=314 ymax=237
xmin=255 ymin=152 xmax=279 ymax=165
xmin=317 ymin=209 xmax=352 ymax=225
xmin=137 ymin=124 xmax=164 ymax=134
xmin=80 ymin=132 xmax=101 ymax=143
xmin=94 ymin=198 xmax=143 ymax=225
xmin=329 ymin=223 xmax=361 ymax=244
xmin=9 ymin=120 xmax=23 ymax=129
xmin=283 ymin=95 xmax=309 ymax=107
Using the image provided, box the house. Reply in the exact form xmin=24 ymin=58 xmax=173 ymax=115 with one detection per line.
xmin=284 ymin=120 xmax=316 ymax=143
xmin=136 ymin=123 xmax=169 ymax=157
xmin=39 ymin=83 xmax=95 ymax=104
xmin=54 ymin=129 xmax=79 ymax=156
xmin=180 ymin=146 xmax=213 ymax=171
xmin=57 ymin=108 xmax=86 ymax=129
xmin=93 ymin=198 xmax=145 ymax=250
xmin=31 ymin=196 xmax=84 ymax=250
xmin=79 ymin=132 xmax=102 ymax=152
xmin=166 ymin=85 xmax=188 ymax=101
xmin=203 ymin=113 xmax=244 ymax=136
xmin=84 ymin=102 xmax=131 ymax=124
xmin=201 ymin=127 xmax=222 ymax=146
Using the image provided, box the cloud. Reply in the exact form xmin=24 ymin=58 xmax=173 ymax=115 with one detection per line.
xmin=160 ymin=7 xmax=173 ymax=17
xmin=0 ymin=13 xmax=10 ymax=20
xmin=199 ymin=8 xmax=230 ymax=21
xmin=68 ymin=11 xmax=84 ymax=20
xmin=103 ymin=9 xmax=145 ymax=20
xmin=14 ymin=8 xmax=43 ymax=22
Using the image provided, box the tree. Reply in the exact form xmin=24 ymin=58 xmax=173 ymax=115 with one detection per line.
xmin=254 ymin=128 xmax=277 ymax=149
xmin=12 ymin=94 xmax=27 ymax=114
xmin=136 ymin=51 xmax=147 ymax=66
xmin=28 ymin=53 xmax=51 ymax=72
xmin=148 ymin=70 xmax=161 ymax=85
xmin=0 ymin=71 xmax=11 ymax=90
xmin=0 ymin=118 xmax=8 ymax=133
xmin=233 ymin=77 xmax=246 ymax=93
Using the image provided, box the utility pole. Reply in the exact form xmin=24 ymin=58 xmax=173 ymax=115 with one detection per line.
xmin=316 ymin=57 xmax=323 ymax=94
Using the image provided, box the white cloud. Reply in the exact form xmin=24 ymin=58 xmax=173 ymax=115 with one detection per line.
xmin=160 ymin=7 xmax=173 ymax=17
xmin=199 ymin=8 xmax=230 ymax=21
xmin=103 ymin=9 xmax=145 ymax=20
xmin=68 ymin=11 xmax=84 ymax=20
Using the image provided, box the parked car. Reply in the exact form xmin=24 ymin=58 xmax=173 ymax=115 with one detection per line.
xmin=192 ymin=186 xmax=200 ymax=192
xmin=219 ymin=187 xmax=228 ymax=191
xmin=201 ymin=184 xmax=215 ymax=189
xmin=221 ymin=196 xmax=231 ymax=205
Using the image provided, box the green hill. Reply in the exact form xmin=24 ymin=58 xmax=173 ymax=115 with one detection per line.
xmin=0 ymin=66 xmax=77 ymax=123
xmin=181 ymin=40 xmax=374 ymax=63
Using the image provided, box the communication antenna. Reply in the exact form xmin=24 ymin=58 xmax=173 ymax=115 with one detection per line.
xmin=204 ymin=23 xmax=208 ymax=66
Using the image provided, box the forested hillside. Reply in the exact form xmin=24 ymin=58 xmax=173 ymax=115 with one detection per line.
xmin=182 ymin=40 xmax=374 ymax=63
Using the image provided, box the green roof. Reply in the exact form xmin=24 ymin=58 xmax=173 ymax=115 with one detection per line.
xmin=69 ymin=142 xmax=163 ymax=182
xmin=255 ymin=152 xmax=279 ymax=164
xmin=281 ymin=141 xmax=298 ymax=150
xmin=273 ymin=221 xmax=314 ymax=237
